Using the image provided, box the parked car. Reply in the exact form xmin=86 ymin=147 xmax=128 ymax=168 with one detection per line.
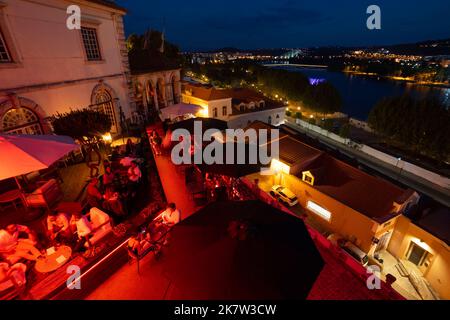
xmin=341 ymin=241 xmax=369 ymax=267
xmin=270 ymin=185 xmax=298 ymax=207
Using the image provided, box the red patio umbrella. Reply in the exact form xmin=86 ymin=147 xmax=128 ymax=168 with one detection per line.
xmin=163 ymin=200 xmax=324 ymax=300
xmin=0 ymin=134 xmax=79 ymax=185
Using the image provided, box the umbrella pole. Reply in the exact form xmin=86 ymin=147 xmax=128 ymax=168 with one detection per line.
xmin=14 ymin=176 xmax=28 ymax=212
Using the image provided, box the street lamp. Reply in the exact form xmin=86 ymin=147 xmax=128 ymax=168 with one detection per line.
xmin=395 ymin=157 xmax=403 ymax=181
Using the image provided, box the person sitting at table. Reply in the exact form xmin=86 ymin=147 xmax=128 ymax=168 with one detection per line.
xmin=158 ymin=203 xmax=181 ymax=227
xmin=87 ymin=178 xmax=103 ymax=209
xmin=127 ymin=232 xmax=152 ymax=257
xmin=125 ymin=138 xmax=135 ymax=156
xmin=127 ymin=161 xmax=142 ymax=195
xmin=110 ymin=147 xmax=121 ymax=161
xmin=70 ymin=212 xmax=92 ymax=252
xmin=150 ymin=130 xmax=162 ymax=156
xmin=46 ymin=211 xmax=71 ymax=244
xmin=154 ymin=203 xmax=180 ymax=246
xmin=0 ymin=259 xmax=27 ymax=288
xmin=0 ymin=224 xmax=43 ymax=262
xmin=103 ymin=185 xmax=126 ymax=218
xmin=102 ymin=165 xmax=115 ymax=189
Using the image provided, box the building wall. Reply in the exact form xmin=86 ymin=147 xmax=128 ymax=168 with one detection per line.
xmin=133 ymin=69 xmax=181 ymax=111
xmin=388 ymin=215 xmax=450 ymax=299
xmin=256 ymin=172 xmax=381 ymax=253
xmin=227 ymin=107 xmax=285 ymax=129
xmin=181 ymin=93 xmax=231 ymax=120
xmin=0 ymin=0 xmax=132 ymax=134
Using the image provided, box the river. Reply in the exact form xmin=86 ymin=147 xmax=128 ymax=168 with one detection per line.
xmin=274 ymin=66 xmax=450 ymax=120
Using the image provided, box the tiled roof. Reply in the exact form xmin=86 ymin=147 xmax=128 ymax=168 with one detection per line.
xmin=182 ymin=83 xmax=232 ymax=101
xmin=245 ymin=121 xmax=407 ymax=222
xmin=182 ymin=84 xmax=284 ymax=111
xmin=303 ymin=155 xmax=406 ymax=222
xmin=414 ymin=207 xmax=450 ymax=246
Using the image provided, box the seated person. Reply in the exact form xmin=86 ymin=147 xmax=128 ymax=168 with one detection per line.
xmin=160 ymin=203 xmax=180 ymax=227
xmin=155 ymin=203 xmax=180 ymax=229
xmin=127 ymin=232 xmax=152 ymax=256
xmin=127 ymin=161 xmax=142 ymax=196
xmin=86 ymin=178 xmax=103 ymax=208
xmin=70 ymin=212 xmax=93 ymax=251
xmin=0 ymin=224 xmax=43 ymax=262
xmin=102 ymin=165 xmax=115 ymax=189
xmin=46 ymin=211 xmax=71 ymax=244
xmin=125 ymin=138 xmax=135 ymax=156
xmin=0 ymin=259 xmax=27 ymax=288
xmin=103 ymin=186 xmax=125 ymax=217
xmin=128 ymin=161 xmax=142 ymax=183
xmin=153 ymin=203 xmax=180 ymax=246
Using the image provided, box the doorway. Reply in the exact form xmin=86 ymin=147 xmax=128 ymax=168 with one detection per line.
xmin=375 ymin=231 xmax=392 ymax=253
xmin=406 ymin=242 xmax=429 ymax=266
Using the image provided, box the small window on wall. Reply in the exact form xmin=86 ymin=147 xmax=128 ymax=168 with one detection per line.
xmin=302 ymin=171 xmax=314 ymax=185
xmin=307 ymin=201 xmax=331 ymax=222
xmin=213 ymin=108 xmax=218 ymax=118
xmin=222 ymin=106 xmax=227 ymax=116
xmin=0 ymin=27 xmax=12 ymax=63
xmin=81 ymin=27 xmax=101 ymax=61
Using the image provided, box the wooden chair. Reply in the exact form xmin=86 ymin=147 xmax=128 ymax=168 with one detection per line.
xmin=24 ymin=179 xmax=63 ymax=212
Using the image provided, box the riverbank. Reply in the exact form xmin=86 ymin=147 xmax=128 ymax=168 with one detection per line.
xmin=341 ymin=70 xmax=450 ymax=89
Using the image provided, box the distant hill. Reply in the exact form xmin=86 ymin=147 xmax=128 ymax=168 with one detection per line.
xmin=380 ymin=38 xmax=450 ymax=56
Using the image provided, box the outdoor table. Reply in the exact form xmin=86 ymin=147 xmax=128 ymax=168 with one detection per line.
xmin=35 ymin=245 xmax=72 ymax=273
xmin=0 ymin=189 xmax=23 ymax=211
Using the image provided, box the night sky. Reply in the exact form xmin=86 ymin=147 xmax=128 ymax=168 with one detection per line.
xmin=116 ymin=0 xmax=450 ymax=51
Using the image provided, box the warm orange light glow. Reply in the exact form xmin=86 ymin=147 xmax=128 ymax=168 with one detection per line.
xmin=270 ymin=158 xmax=290 ymax=174
xmin=102 ymin=132 xmax=112 ymax=143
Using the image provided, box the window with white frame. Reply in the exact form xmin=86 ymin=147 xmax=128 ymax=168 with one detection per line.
xmin=81 ymin=27 xmax=101 ymax=61
xmin=0 ymin=27 xmax=11 ymax=63
xmin=307 ymin=200 xmax=331 ymax=222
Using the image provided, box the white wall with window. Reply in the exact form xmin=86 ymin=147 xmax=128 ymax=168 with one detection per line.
xmin=0 ymin=0 xmax=133 ymax=135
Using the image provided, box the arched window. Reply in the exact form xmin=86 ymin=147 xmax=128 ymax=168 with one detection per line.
xmin=94 ymin=89 xmax=117 ymax=133
xmin=268 ymin=115 xmax=272 ymax=124
xmin=1 ymin=107 xmax=43 ymax=135
xmin=156 ymin=78 xmax=165 ymax=108
xmin=213 ymin=107 xmax=218 ymax=118
xmin=222 ymin=106 xmax=227 ymax=116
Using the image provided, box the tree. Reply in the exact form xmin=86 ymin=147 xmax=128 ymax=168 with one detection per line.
xmin=52 ymin=109 xmax=111 ymax=141
xmin=307 ymin=81 xmax=342 ymax=114
xmin=52 ymin=109 xmax=112 ymax=177
xmin=126 ymin=29 xmax=181 ymax=72
xmin=339 ymin=123 xmax=351 ymax=139
xmin=321 ymin=118 xmax=334 ymax=132
xmin=368 ymin=95 xmax=450 ymax=162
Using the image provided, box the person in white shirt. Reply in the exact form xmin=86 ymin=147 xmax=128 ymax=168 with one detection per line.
xmin=153 ymin=203 xmax=180 ymax=246
xmin=0 ymin=224 xmax=42 ymax=262
xmin=159 ymin=203 xmax=181 ymax=227
xmin=70 ymin=212 xmax=93 ymax=251
xmin=47 ymin=211 xmax=71 ymax=243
